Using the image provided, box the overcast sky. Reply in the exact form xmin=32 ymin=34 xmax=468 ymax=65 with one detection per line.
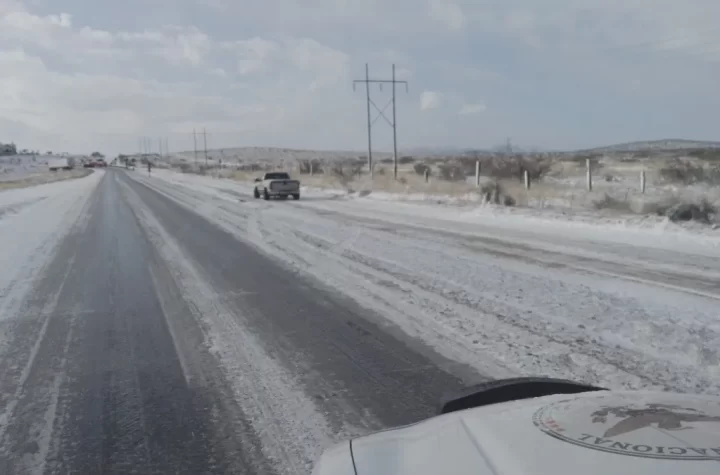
xmin=1 ymin=0 xmax=720 ymax=155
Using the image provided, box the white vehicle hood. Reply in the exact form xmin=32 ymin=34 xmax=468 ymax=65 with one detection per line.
xmin=335 ymin=391 xmax=720 ymax=475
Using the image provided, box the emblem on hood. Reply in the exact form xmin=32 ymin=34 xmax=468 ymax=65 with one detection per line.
xmin=533 ymin=393 xmax=720 ymax=460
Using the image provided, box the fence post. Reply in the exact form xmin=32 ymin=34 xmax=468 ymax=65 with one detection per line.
xmin=586 ymin=158 xmax=593 ymax=191
xmin=424 ymin=169 xmax=429 ymax=183
xmin=640 ymin=169 xmax=646 ymax=193
xmin=310 ymin=161 xmax=314 ymax=176
xmin=475 ymin=160 xmax=480 ymax=186
xmin=524 ymin=170 xmax=530 ymax=190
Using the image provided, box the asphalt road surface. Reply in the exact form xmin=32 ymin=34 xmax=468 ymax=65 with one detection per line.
xmin=0 ymin=170 xmax=470 ymax=474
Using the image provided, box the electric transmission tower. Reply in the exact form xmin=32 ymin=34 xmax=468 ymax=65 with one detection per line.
xmin=353 ymin=63 xmax=408 ymax=180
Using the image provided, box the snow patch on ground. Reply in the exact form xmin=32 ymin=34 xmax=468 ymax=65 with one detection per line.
xmin=0 ymin=170 xmax=102 ymax=377
xmin=0 ymin=170 xmax=103 ymax=319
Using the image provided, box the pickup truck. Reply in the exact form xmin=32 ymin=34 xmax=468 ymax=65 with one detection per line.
xmin=253 ymin=172 xmax=301 ymax=200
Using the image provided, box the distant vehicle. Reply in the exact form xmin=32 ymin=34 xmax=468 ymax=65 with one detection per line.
xmin=84 ymin=159 xmax=106 ymax=168
xmin=48 ymin=157 xmax=75 ymax=171
xmin=253 ymin=172 xmax=300 ymax=200
xmin=311 ymin=377 xmax=720 ymax=475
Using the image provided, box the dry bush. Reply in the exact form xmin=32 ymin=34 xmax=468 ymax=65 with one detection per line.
xmin=479 ymin=180 xmax=515 ymax=206
xmin=437 ymin=164 xmax=466 ymax=181
xmin=238 ymin=162 xmax=263 ymax=172
xmin=329 ymin=163 xmax=364 ymax=184
xmin=298 ymin=160 xmax=324 ymax=174
xmin=591 ymin=193 xmax=632 ymax=212
xmin=663 ymin=199 xmax=718 ymax=223
xmin=454 ymin=154 xmax=553 ymax=181
xmin=413 ymin=163 xmax=431 ymax=176
xmin=298 ymin=160 xmax=310 ymax=174
xmin=563 ymin=153 xmax=602 ymax=163
xmin=659 ymin=159 xmax=720 ymax=185
xmin=398 ymin=156 xmax=415 ymax=164
xmin=687 ymin=149 xmax=720 ymax=161
xmin=177 ymin=163 xmax=193 ymax=173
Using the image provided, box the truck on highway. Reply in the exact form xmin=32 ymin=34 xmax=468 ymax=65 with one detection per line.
xmin=48 ymin=157 xmax=76 ymax=171
xmin=253 ymin=172 xmax=301 ymax=200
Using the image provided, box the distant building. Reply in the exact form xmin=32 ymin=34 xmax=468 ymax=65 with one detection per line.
xmin=0 ymin=143 xmax=17 ymax=155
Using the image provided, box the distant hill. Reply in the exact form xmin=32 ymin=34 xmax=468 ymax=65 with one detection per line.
xmin=576 ymin=139 xmax=720 ymax=153
xmin=170 ymin=146 xmax=460 ymax=163
xmin=167 ymin=139 xmax=720 ymax=164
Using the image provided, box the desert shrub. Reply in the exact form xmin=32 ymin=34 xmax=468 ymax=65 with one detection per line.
xmin=454 ymin=155 xmax=552 ymax=181
xmin=479 ymin=180 xmax=515 ymax=206
xmin=177 ymin=163 xmax=192 ymax=173
xmin=330 ymin=163 xmax=364 ymax=183
xmin=687 ymin=149 xmax=720 ymax=161
xmin=659 ymin=159 xmax=720 ymax=185
xmin=380 ymin=157 xmax=393 ymax=164
xmin=413 ymin=163 xmax=431 ymax=176
xmin=664 ymin=199 xmax=718 ymax=223
xmin=238 ymin=163 xmax=262 ymax=172
xmin=591 ymin=193 xmax=631 ymax=212
xmin=564 ymin=153 xmax=602 ymax=163
xmin=398 ymin=156 xmax=415 ymax=164
xmin=437 ymin=164 xmax=466 ymax=181
xmin=197 ymin=164 xmax=214 ymax=175
xmin=298 ymin=160 xmax=324 ymax=174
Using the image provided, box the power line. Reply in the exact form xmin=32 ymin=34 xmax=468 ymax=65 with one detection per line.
xmin=353 ymin=63 xmax=408 ymax=180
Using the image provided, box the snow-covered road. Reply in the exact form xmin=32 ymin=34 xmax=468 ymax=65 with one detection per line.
xmin=0 ymin=167 xmax=718 ymax=473
xmin=0 ymin=169 xmax=465 ymax=473
xmin=136 ymin=169 xmax=720 ymax=395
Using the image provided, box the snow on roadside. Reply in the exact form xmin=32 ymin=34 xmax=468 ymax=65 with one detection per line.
xmin=148 ymin=168 xmax=720 ymax=254
xmin=0 ymin=171 xmax=103 ymax=330
xmin=129 ymin=170 xmax=720 ymax=397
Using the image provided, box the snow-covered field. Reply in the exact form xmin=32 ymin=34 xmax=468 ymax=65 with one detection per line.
xmin=0 ymin=155 xmax=49 ymax=182
xmin=130 ymin=169 xmax=720 ymax=395
xmin=163 ymin=148 xmax=720 ymax=227
xmin=0 ymin=154 xmax=91 ymax=189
